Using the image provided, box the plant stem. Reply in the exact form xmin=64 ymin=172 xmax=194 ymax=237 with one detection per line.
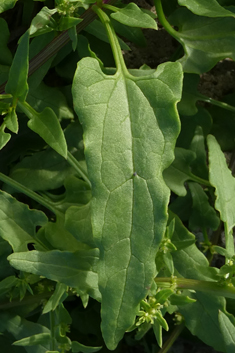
xmin=92 ymin=5 xmax=128 ymax=75
xmin=155 ymin=277 xmax=235 ymax=299
xmin=189 ymin=173 xmax=211 ymax=187
xmin=67 ymin=151 xmax=91 ymax=188
xmin=0 ymin=172 xmax=59 ymax=216
xmin=102 ymin=4 xmax=120 ymax=12
xmin=0 ymin=0 xmax=118 ymax=94
xmin=154 ymin=0 xmax=181 ymax=41
xmin=157 ymin=323 xmax=185 ymax=353
xmin=200 ymin=95 xmax=235 ymax=113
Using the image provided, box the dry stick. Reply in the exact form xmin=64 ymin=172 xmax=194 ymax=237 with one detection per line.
xmin=0 ymin=0 xmax=117 ymax=94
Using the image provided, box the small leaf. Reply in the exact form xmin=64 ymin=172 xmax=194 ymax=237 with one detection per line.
xmin=8 ymin=249 xmax=101 ymax=300
xmin=169 ymin=8 xmax=235 ymax=73
xmin=0 ymin=190 xmax=48 ymax=252
xmin=207 ymin=135 xmax=235 ymax=255
xmin=43 ymin=283 xmax=68 ymax=314
xmin=20 ymin=101 xmax=67 ymax=158
xmin=155 ymin=289 xmax=174 ymax=304
xmin=163 ymin=147 xmax=196 ymax=196
xmin=13 ymin=333 xmax=51 ymax=346
xmin=178 ymin=0 xmax=235 ymax=18
xmin=169 ymin=293 xmax=196 ymax=306
xmin=29 ymin=7 xmax=57 ymax=36
xmin=188 ymin=182 xmax=220 ymax=231
xmin=0 ymin=0 xmax=17 ymax=13
xmin=58 ymin=16 xmax=83 ymax=31
xmin=72 ymin=341 xmax=102 ymax=353
xmin=4 ymin=108 xmax=18 ymax=133
xmin=155 ymin=311 xmax=169 ymax=331
xmin=5 ymin=31 xmax=29 ymax=101
xmin=111 ymin=3 xmax=158 ymax=30
xmin=218 ymin=311 xmax=235 ymax=353
xmin=0 ymin=129 xmax=11 ymax=150
xmin=153 ymin=320 xmax=162 ymax=348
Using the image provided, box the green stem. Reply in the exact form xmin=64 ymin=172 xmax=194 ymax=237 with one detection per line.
xmin=157 ymin=323 xmax=185 ymax=353
xmin=50 ymin=311 xmax=56 ymax=351
xmin=189 ymin=173 xmax=211 ymax=187
xmin=154 ymin=0 xmax=181 ymax=41
xmin=155 ymin=277 xmax=235 ymax=299
xmin=200 ymin=95 xmax=235 ymax=113
xmin=67 ymin=151 xmax=91 ymax=188
xmin=0 ymin=172 xmax=59 ymax=216
xmin=92 ymin=5 xmax=128 ymax=75
xmin=102 ymin=4 xmax=120 ymax=12
xmin=0 ymin=94 xmax=12 ymax=100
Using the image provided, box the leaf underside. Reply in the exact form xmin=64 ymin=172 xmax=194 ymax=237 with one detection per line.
xmin=72 ymin=58 xmax=182 ymax=349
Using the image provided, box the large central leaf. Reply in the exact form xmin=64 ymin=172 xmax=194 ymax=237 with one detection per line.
xmin=72 ymin=58 xmax=182 ymax=349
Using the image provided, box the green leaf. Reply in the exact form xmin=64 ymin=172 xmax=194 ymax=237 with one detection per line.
xmin=13 ymin=333 xmax=51 ymax=346
xmin=178 ymin=0 xmax=235 ymax=17
xmin=8 ymin=249 xmax=101 ymax=300
xmin=27 ymin=82 xmax=74 ymax=120
xmin=169 ymin=192 xmax=193 ymax=222
xmin=111 ymin=18 xmax=146 ymax=47
xmin=65 ymin=203 xmax=94 ymax=248
xmin=19 ymin=101 xmax=67 ymax=158
xmin=179 ymin=293 xmax=228 ymax=352
xmin=169 ymin=8 xmax=235 ymax=73
xmin=72 ymin=56 xmax=182 ymax=349
xmin=43 ymin=283 xmax=68 ymax=314
xmin=110 ymin=3 xmax=158 ymax=30
xmin=219 ymin=310 xmax=235 ymax=353
xmin=153 ymin=320 xmax=162 ymax=348
xmin=177 ymin=74 xmax=201 ymax=116
xmin=163 ymin=147 xmax=196 ymax=196
xmin=29 ymin=7 xmax=57 ymax=36
xmin=0 ymin=129 xmax=11 ymax=150
xmin=58 ymin=16 xmax=83 ymax=31
xmin=169 ymin=293 xmax=196 ymax=305
xmin=71 ymin=341 xmax=102 ymax=353
xmin=189 ymin=126 xmax=208 ymax=180
xmin=0 ymin=276 xmax=19 ymax=298
xmin=188 ymin=182 xmax=220 ymax=231
xmin=4 ymin=108 xmax=18 ymax=133
xmin=0 ymin=190 xmax=47 ymax=252
xmin=5 ymin=31 xmax=29 ymax=101
xmin=0 ymin=313 xmax=50 ymax=353
xmin=207 ymin=135 xmax=235 ymax=256
xmin=0 ymin=0 xmax=17 ymax=13
xmin=177 ymin=107 xmax=212 ymax=149
xmin=0 ymin=19 xmax=12 ymax=66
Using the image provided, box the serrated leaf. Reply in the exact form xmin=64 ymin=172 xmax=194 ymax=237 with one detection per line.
xmin=169 ymin=8 xmax=235 ymax=73
xmin=163 ymin=147 xmax=197 ymax=196
xmin=72 ymin=57 xmax=182 ymax=349
xmin=8 ymin=249 xmax=101 ymax=300
xmin=207 ymin=135 xmax=235 ymax=256
xmin=178 ymin=0 xmax=235 ymax=17
xmin=0 ymin=19 xmax=12 ymax=65
xmin=13 ymin=333 xmax=51 ymax=346
xmin=188 ymin=182 xmax=220 ymax=231
xmin=0 ymin=190 xmax=47 ymax=252
xmin=71 ymin=341 xmax=102 ymax=353
xmin=111 ymin=3 xmax=158 ymax=30
xmin=5 ymin=31 xmax=29 ymax=101
xmin=0 ymin=0 xmax=17 ymax=13
xmin=219 ymin=310 xmax=235 ymax=353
